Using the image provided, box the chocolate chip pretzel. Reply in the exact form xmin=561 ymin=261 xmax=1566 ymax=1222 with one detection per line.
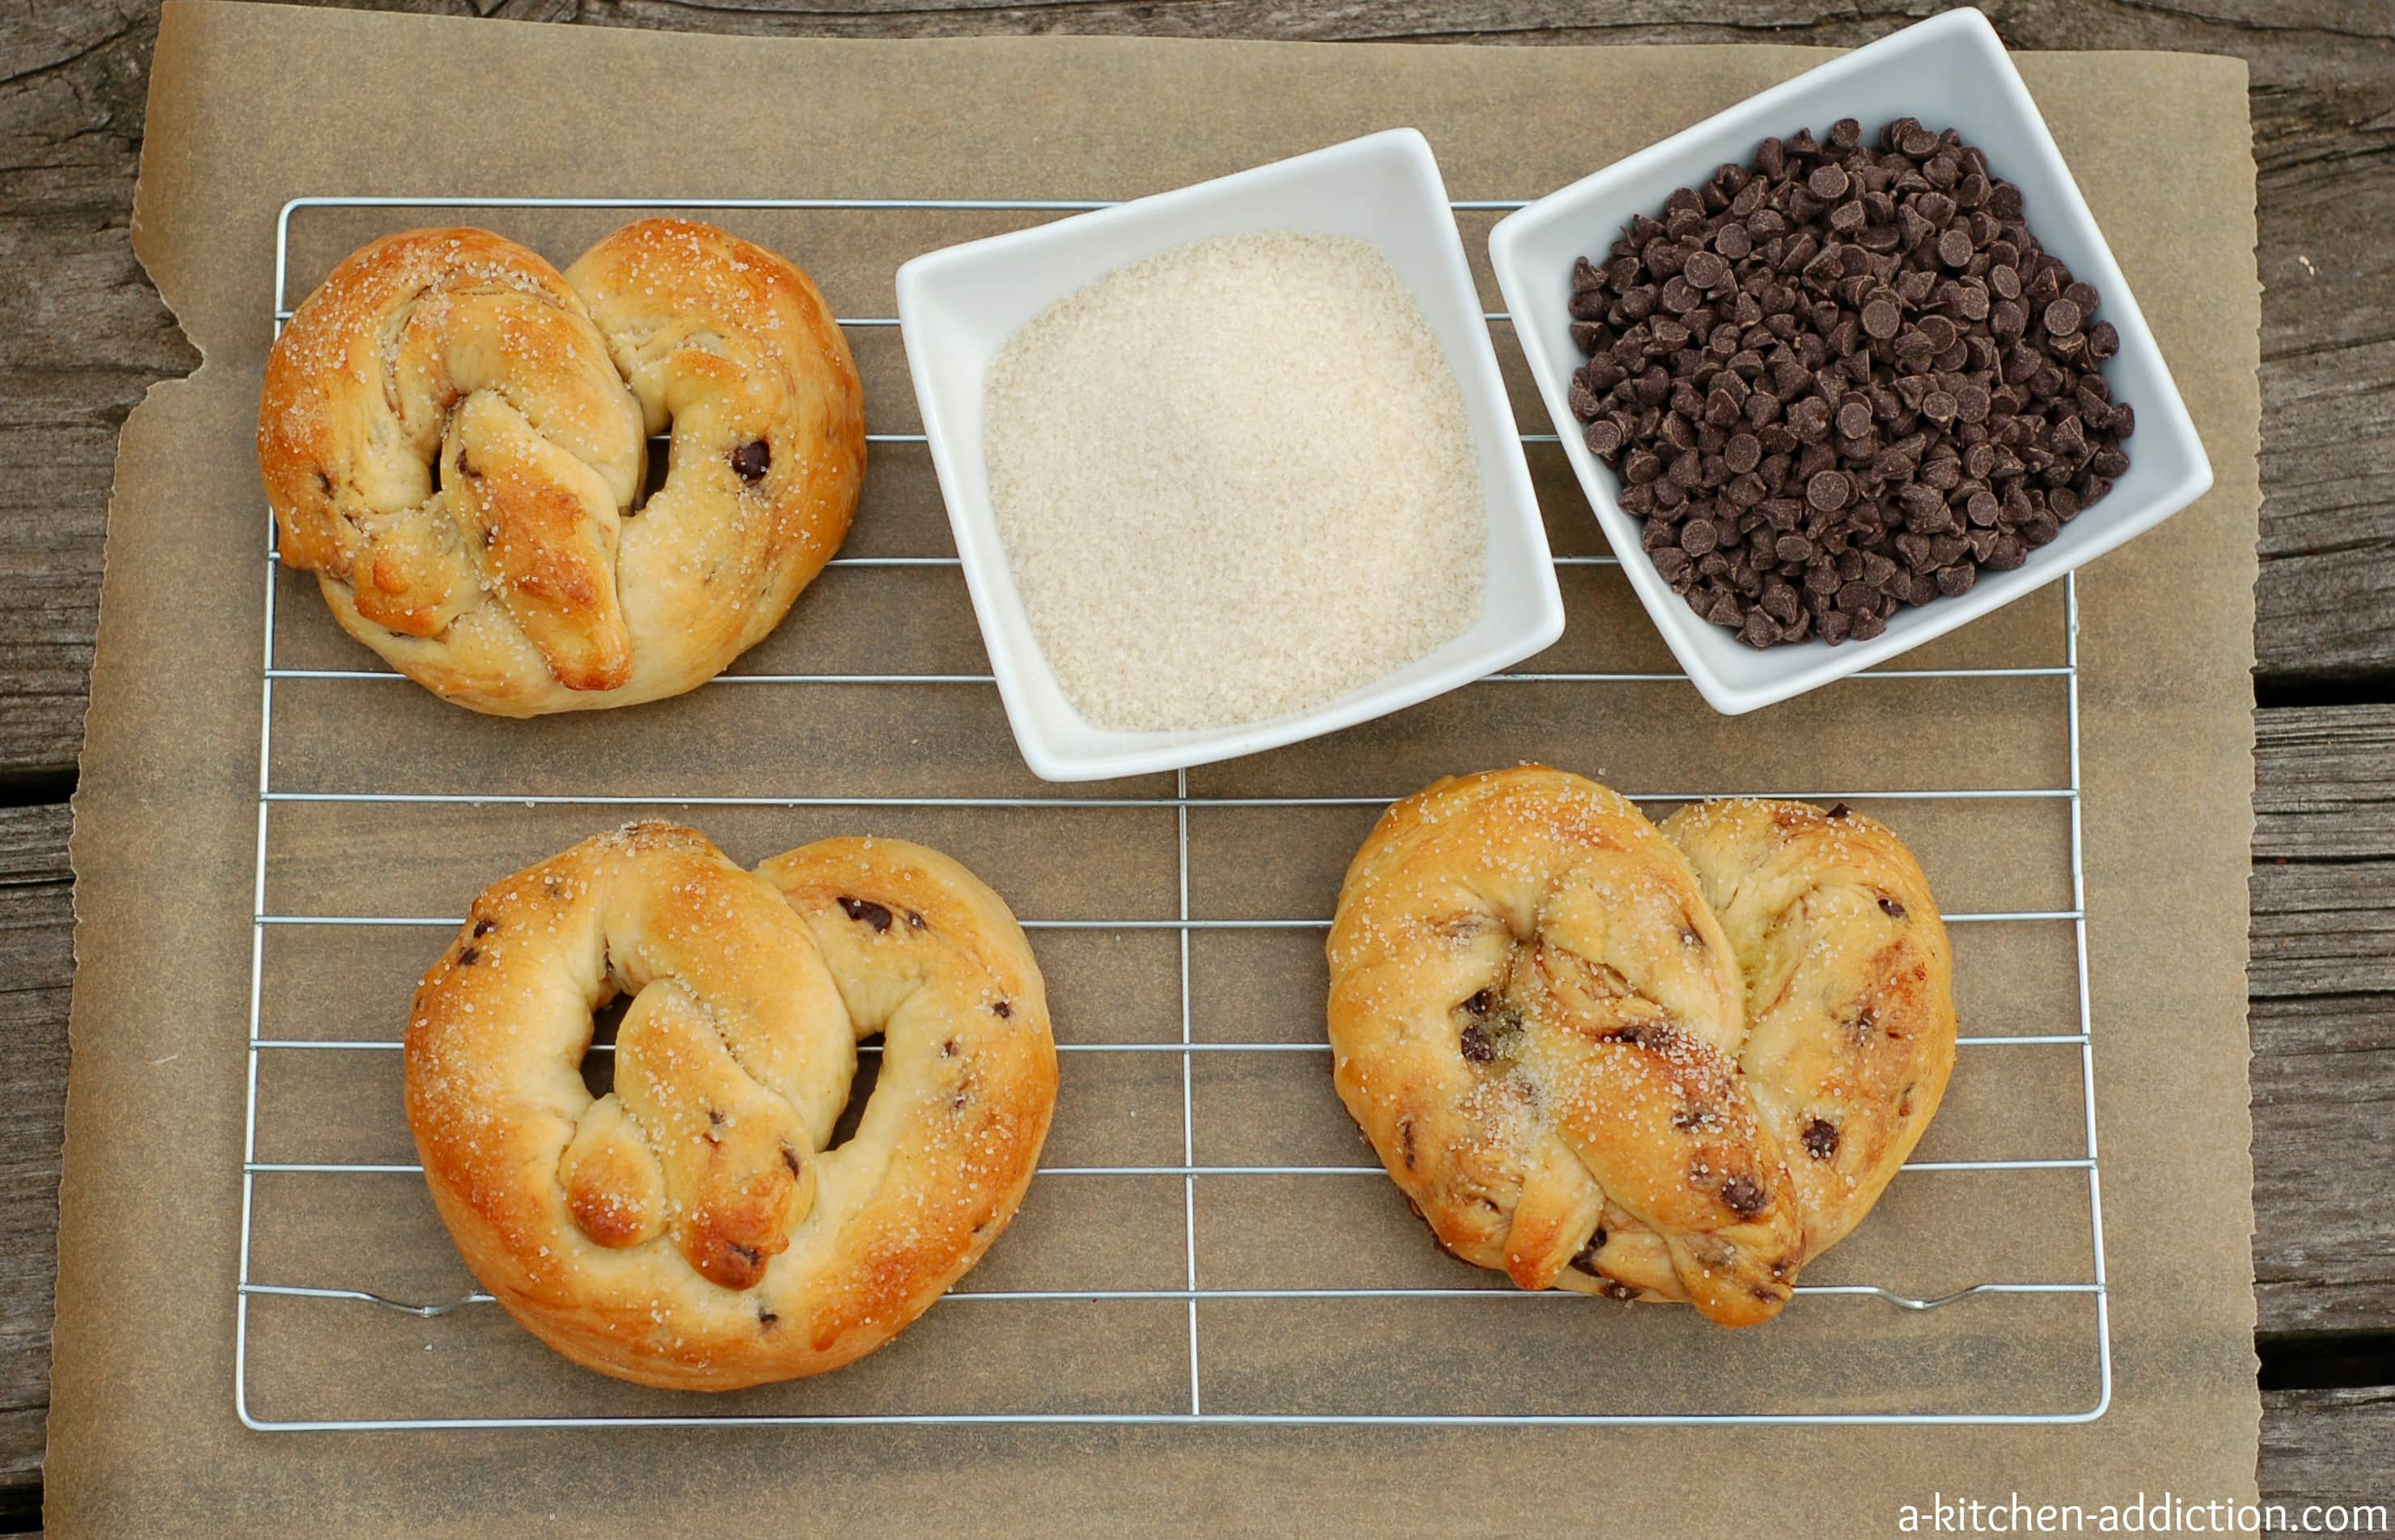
xmin=405 ymin=823 xmax=1056 ymax=1389
xmin=260 ymin=218 xmax=865 ymax=713
xmin=1325 ymin=768 xmax=1956 ymax=1326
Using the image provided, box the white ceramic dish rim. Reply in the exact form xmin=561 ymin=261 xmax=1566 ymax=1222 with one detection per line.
xmin=1487 ymin=6 xmax=2215 ymax=716
xmin=897 ymin=127 xmax=1562 ymax=781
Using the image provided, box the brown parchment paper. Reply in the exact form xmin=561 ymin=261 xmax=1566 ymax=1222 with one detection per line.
xmin=51 ymin=4 xmax=2261 ymax=1534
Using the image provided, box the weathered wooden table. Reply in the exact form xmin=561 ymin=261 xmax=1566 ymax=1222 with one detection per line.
xmin=2 ymin=2 xmax=2386 ymax=1531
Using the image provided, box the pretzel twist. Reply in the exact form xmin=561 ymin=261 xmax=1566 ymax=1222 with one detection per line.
xmin=1326 ymin=766 xmax=1954 ymax=1327
xmin=404 ymin=823 xmax=1056 ymax=1389
xmin=260 ymin=218 xmax=864 ymax=714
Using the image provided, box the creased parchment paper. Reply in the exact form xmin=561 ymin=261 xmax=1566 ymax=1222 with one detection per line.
xmin=51 ymin=5 xmax=2259 ymax=1534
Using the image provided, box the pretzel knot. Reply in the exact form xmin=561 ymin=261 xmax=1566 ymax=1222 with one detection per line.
xmin=404 ymin=823 xmax=1056 ymax=1390
xmin=1326 ymin=767 xmax=1955 ymax=1327
xmin=259 ymin=218 xmax=865 ymax=715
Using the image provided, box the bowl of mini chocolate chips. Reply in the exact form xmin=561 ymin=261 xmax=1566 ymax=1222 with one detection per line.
xmin=1489 ymin=6 xmax=2211 ymax=715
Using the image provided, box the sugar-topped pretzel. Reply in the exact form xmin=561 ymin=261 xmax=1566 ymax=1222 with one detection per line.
xmin=1325 ymin=766 xmax=1954 ymax=1326
xmin=403 ymin=823 xmax=1056 ymax=1389
xmin=260 ymin=218 xmax=864 ymax=714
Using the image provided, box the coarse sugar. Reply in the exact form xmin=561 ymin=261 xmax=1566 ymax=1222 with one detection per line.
xmin=983 ymin=231 xmax=1487 ymax=732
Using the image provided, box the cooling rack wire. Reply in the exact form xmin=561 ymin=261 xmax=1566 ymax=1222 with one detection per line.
xmin=236 ymin=194 xmax=2109 ymax=1431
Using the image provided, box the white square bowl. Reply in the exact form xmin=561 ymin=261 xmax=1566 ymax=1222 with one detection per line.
xmin=896 ymin=128 xmax=1561 ymax=782
xmin=1487 ymin=6 xmax=2213 ymax=716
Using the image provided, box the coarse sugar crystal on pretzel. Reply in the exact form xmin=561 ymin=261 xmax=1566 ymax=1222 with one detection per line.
xmin=259 ymin=218 xmax=864 ymax=715
xmin=403 ymin=823 xmax=1056 ymax=1390
xmin=1324 ymin=765 xmax=1955 ymax=1327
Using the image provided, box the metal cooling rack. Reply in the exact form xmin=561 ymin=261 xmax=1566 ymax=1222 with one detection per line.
xmin=236 ymin=194 xmax=2111 ymax=1432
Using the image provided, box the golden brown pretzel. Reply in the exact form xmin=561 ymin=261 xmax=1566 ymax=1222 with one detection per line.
xmin=1325 ymin=766 xmax=1955 ymax=1327
xmin=403 ymin=823 xmax=1056 ymax=1389
xmin=260 ymin=218 xmax=864 ymax=714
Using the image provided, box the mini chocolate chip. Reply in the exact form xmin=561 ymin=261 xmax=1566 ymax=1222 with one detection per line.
xmin=1720 ymin=1175 xmax=1767 ymax=1217
xmin=1462 ymin=988 xmax=1496 ymax=1017
xmin=838 ymin=895 xmax=894 ymax=932
xmin=730 ymin=439 xmax=771 ymax=484
xmin=906 ymin=909 xmax=926 ymax=929
xmin=1803 ymin=1118 xmax=1841 ymax=1160
xmin=1806 ymin=469 xmax=1852 ymax=511
xmin=1826 ymin=802 xmax=1851 ymax=819
xmin=472 ymin=918 xmax=496 ymax=937
xmin=992 ymin=1000 xmax=1013 ymax=1018
xmin=1879 ymin=895 xmax=1908 ymax=919
xmin=1569 ymin=1231 xmax=1610 ymax=1276
xmin=1399 ymin=1116 xmax=1417 ymax=1170
xmin=707 ymin=1107 xmax=726 ymax=1128
xmin=940 ymin=1039 xmax=957 ymax=1058
xmin=779 ymin=1141 xmax=802 ymax=1176
xmin=1459 ymin=1024 xmax=1494 ymax=1064
xmin=726 ymin=1241 xmax=762 ymax=1266
xmin=758 ymin=1309 xmax=781 ymax=1329
xmin=455 ymin=946 xmax=480 ymax=967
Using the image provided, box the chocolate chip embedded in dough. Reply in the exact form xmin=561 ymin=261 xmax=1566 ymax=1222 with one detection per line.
xmin=1720 ymin=1175 xmax=1769 ymax=1218
xmin=455 ymin=946 xmax=480 ymax=967
xmin=1569 ymin=1231 xmax=1610 ymax=1276
xmin=1802 ymin=1118 xmax=1842 ymax=1160
xmin=730 ymin=438 xmax=772 ymax=484
xmin=1459 ymin=1024 xmax=1495 ymax=1064
xmin=1879 ymin=895 xmax=1909 ymax=920
xmin=472 ymin=917 xmax=497 ymax=937
xmin=992 ymin=999 xmax=1013 ymax=1018
xmin=837 ymin=895 xmax=894 ymax=932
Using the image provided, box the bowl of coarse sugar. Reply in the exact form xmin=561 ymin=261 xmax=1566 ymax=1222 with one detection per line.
xmin=897 ymin=129 xmax=1562 ymax=782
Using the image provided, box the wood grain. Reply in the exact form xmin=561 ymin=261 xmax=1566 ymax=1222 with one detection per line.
xmin=2253 ymin=706 xmax=2395 ymax=1339
xmin=1 ymin=0 xmax=2389 ymax=1526
xmin=0 ymin=806 xmax=72 ymax=1500
xmin=2262 ymin=1387 xmax=2395 ymax=1534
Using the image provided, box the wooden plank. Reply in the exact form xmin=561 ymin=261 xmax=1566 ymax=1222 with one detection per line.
xmin=2262 ymin=1386 xmax=2395 ymax=1536
xmin=0 ymin=1 xmax=2389 ymax=781
xmin=0 ymin=0 xmax=193 ymax=787
xmin=0 ymin=802 xmax=73 ymax=1500
xmin=2253 ymin=705 xmax=2395 ymax=1337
